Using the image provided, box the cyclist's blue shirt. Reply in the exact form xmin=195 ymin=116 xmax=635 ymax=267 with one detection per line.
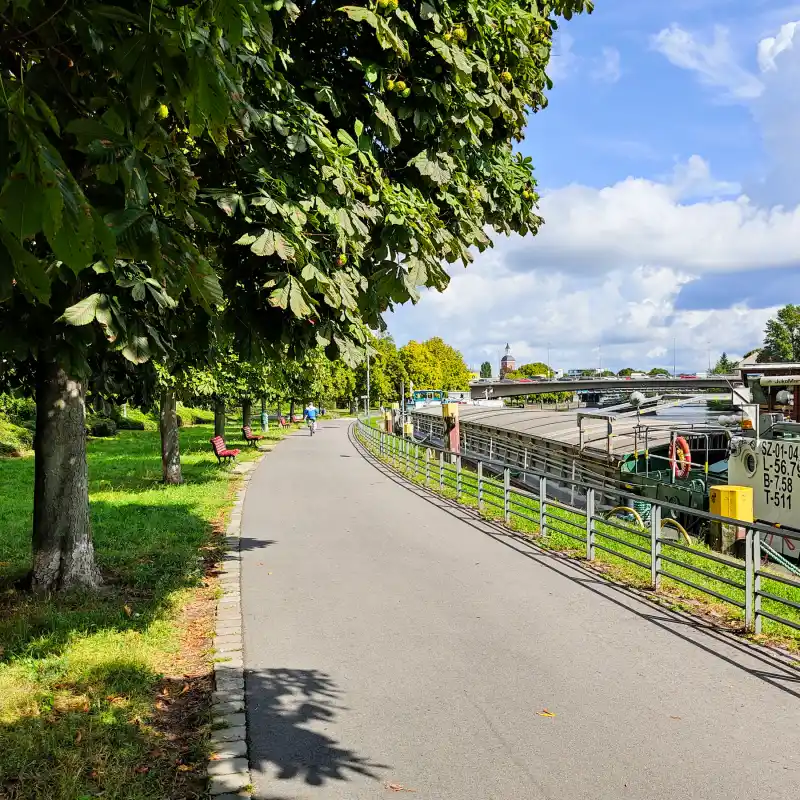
xmin=305 ymin=408 xmax=317 ymax=420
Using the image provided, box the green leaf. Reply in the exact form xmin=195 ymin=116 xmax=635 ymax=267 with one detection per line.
xmin=429 ymin=37 xmax=453 ymax=64
xmin=354 ymin=119 xmax=364 ymax=137
xmin=122 ymin=335 xmax=151 ymax=364
xmin=408 ymin=150 xmax=451 ymax=184
xmin=59 ymin=293 xmax=102 ymax=326
xmin=395 ymin=9 xmax=417 ymax=29
xmin=420 ymin=1 xmax=437 ymax=20
xmin=235 ymin=232 xmax=258 ymax=246
xmin=0 ymin=226 xmax=50 ymax=303
xmin=337 ymin=129 xmax=358 ymax=153
xmin=450 ymin=45 xmax=472 ymax=75
xmin=269 ymin=278 xmax=291 ymax=309
xmin=216 ymin=194 xmax=242 ymax=216
xmin=288 ymin=279 xmax=312 ymax=317
xmin=368 ymin=96 xmax=401 ymax=147
xmin=31 ymin=92 xmax=60 ymax=136
xmin=287 ymin=133 xmax=308 ymax=153
xmin=0 ymin=178 xmax=46 ymax=241
xmin=250 ymin=229 xmax=276 ymax=256
xmin=338 ymin=6 xmax=379 ymax=29
xmin=104 ymin=208 xmax=150 ymax=238
xmin=375 ymin=18 xmax=409 ymax=58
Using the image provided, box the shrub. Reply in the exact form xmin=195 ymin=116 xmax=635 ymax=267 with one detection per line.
xmin=87 ymin=416 xmax=118 ymax=437
xmin=116 ymin=417 xmax=146 ymax=431
xmin=0 ymin=394 xmax=36 ymax=423
xmin=177 ymin=405 xmax=214 ymax=425
xmin=0 ymin=413 xmax=34 ymax=456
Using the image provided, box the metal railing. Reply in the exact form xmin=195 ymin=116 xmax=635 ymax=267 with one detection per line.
xmin=355 ymin=420 xmax=800 ymax=640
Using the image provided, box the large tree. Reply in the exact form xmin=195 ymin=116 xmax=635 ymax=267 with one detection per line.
xmin=0 ymin=0 xmax=592 ymax=590
xmin=758 ymin=305 xmax=800 ymax=363
xmin=710 ymin=352 xmax=739 ymax=375
xmin=480 ymin=361 xmax=492 ymax=378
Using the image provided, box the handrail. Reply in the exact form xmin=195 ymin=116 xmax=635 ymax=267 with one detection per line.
xmin=354 ymin=420 xmax=800 ymax=639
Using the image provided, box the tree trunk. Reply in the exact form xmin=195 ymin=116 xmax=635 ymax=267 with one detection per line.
xmin=289 ymin=398 xmax=295 ymax=422
xmin=260 ymin=397 xmax=268 ymax=431
xmin=160 ymin=388 xmax=182 ymax=485
xmin=214 ymin=397 xmax=226 ymax=438
xmin=242 ymin=398 xmax=252 ymax=429
xmin=32 ymin=359 xmax=101 ymax=592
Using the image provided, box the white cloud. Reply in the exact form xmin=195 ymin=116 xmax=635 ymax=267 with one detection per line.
xmin=653 ymin=18 xmax=800 ymax=206
xmin=591 ymin=47 xmax=622 ymax=83
xmin=651 ymin=24 xmax=764 ymax=99
xmin=758 ymin=20 xmax=800 ymax=71
xmin=388 ymin=156 xmax=792 ymax=371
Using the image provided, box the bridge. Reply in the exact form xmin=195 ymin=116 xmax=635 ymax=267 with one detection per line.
xmin=470 ymin=374 xmax=740 ymax=400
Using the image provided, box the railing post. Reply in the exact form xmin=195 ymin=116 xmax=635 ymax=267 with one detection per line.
xmin=586 ymin=486 xmax=595 ymax=561
xmin=651 ymin=503 xmax=662 ymax=589
xmin=439 ymin=450 xmax=444 ymax=489
xmin=745 ymin=527 xmax=754 ymax=631
xmin=456 ymin=455 xmax=462 ymax=500
xmin=503 ymin=467 xmax=510 ymax=524
xmin=405 ymin=438 xmax=409 ymax=474
xmin=754 ymin=529 xmax=762 ymax=635
xmin=380 ymin=431 xmax=384 ymax=457
xmin=539 ymin=476 xmax=547 ymax=536
xmin=425 ymin=448 xmax=430 ymax=487
xmin=477 ymin=461 xmax=484 ymax=511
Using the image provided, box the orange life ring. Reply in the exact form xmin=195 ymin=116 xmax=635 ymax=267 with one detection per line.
xmin=670 ymin=436 xmax=692 ymax=479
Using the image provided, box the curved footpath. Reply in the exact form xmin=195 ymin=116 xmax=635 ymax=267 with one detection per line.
xmin=239 ymin=419 xmax=799 ymax=799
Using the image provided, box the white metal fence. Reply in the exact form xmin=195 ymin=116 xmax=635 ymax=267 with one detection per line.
xmin=355 ymin=420 xmax=800 ymax=639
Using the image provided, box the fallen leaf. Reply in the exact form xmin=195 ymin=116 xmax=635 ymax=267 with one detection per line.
xmin=155 ymin=699 xmax=169 ymax=711
xmin=537 ymin=709 xmax=556 ymax=717
xmin=385 ymin=783 xmax=416 ymax=793
xmin=180 ymin=683 xmax=190 ymax=694
xmin=123 ymin=604 xmax=132 ymax=617
xmin=75 ymin=730 xmax=82 ymax=744
xmin=134 ymin=765 xmax=149 ymax=774
xmin=176 ymin=764 xmax=192 ymax=772
xmin=670 ymin=715 xmax=682 ymax=720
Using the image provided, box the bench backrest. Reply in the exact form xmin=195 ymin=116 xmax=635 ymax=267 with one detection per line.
xmin=210 ymin=435 xmax=226 ymax=455
xmin=242 ymin=425 xmax=253 ymax=436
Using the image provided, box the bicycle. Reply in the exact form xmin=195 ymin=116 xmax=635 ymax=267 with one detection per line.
xmin=306 ymin=417 xmax=317 ymax=436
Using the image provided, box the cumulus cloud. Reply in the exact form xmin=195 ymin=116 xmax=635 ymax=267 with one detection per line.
xmin=388 ymin=155 xmax=792 ymax=370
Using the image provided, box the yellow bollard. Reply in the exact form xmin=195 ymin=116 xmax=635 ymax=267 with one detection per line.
xmin=709 ymin=486 xmax=753 ymax=554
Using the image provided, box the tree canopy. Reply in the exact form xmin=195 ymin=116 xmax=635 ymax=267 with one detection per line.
xmin=480 ymin=361 xmax=492 ymax=378
xmin=400 ymin=336 xmax=471 ymax=391
xmin=508 ymin=361 xmax=552 ymax=379
xmin=711 ymin=352 xmax=739 ymax=375
xmin=0 ymin=0 xmax=595 ymax=590
xmin=758 ymin=305 xmax=800 ymax=363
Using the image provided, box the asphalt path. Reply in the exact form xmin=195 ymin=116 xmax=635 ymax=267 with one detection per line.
xmin=241 ymin=419 xmax=799 ymax=799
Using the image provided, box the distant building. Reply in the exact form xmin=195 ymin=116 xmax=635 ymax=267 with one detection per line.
xmin=499 ymin=344 xmax=516 ymax=378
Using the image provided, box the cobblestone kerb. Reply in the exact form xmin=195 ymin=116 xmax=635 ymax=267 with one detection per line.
xmin=208 ymin=458 xmax=260 ymax=799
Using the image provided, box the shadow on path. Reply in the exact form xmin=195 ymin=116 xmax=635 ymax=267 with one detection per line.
xmin=246 ymin=667 xmax=390 ymax=789
xmin=348 ymin=425 xmax=800 ymax=701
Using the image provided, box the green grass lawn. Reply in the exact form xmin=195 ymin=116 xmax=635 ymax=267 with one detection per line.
xmin=0 ymin=421 xmax=289 ymax=800
xmin=359 ymin=427 xmax=800 ymax=651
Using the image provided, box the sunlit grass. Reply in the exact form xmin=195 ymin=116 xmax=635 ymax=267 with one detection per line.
xmin=0 ymin=421 xmax=287 ymax=799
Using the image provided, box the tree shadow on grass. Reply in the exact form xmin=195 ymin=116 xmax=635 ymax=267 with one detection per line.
xmin=246 ymin=667 xmax=390 ymax=789
xmin=0 ymin=502 xmax=278 ymax=666
xmin=0 ymin=661 xmax=212 ymax=800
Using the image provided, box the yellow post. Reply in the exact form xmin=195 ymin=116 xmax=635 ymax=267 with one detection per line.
xmin=404 ymin=422 xmax=414 ymax=437
xmin=709 ymin=486 xmax=753 ymax=554
xmin=383 ymin=411 xmax=392 ymax=434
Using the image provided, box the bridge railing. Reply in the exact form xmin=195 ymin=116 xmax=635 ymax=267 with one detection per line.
xmin=354 ymin=419 xmax=800 ymax=643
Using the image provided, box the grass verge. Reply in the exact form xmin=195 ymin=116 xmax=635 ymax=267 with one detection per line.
xmin=0 ymin=421 xmax=289 ymax=800
xmin=360 ymin=426 xmax=800 ymax=652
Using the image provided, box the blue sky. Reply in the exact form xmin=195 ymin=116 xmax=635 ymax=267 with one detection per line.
xmin=387 ymin=1 xmax=800 ymax=373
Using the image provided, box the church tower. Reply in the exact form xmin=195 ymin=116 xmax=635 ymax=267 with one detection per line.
xmin=500 ymin=343 xmax=516 ymax=378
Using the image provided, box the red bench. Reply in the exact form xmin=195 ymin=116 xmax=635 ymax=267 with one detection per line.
xmin=242 ymin=425 xmax=264 ymax=446
xmin=210 ymin=435 xmax=240 ymax=464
